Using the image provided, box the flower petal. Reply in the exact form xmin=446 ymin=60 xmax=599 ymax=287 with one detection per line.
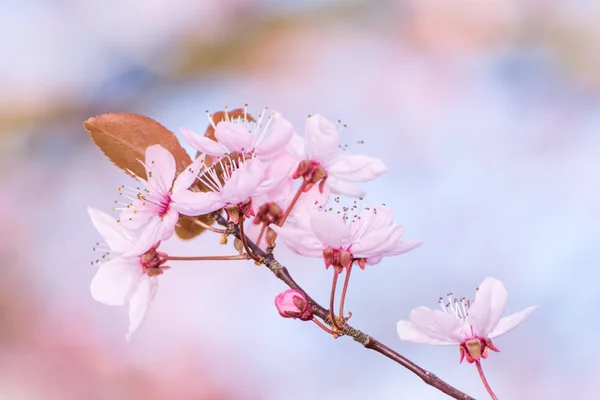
xmin=406 ymin=306 xmax=465 ymax=345
xmin=171 ymin=190 xmax=224 ymax=216
xmin=487 ymin=305 xmax=539 ymax=339
xmin=215 ymin=121 xmax=253 ymax=152
xmin=125 ymin=217 xmax=164 ymax=257
xmin=325 ymin=176 xmax=365 ymax=197
xmin=160 ymin=207 xmax=180 ymax=241
xmin=269 ymin=225 xmax=324 ymax=257
xmin=180 ymin=127 xmax=227 ymax=156
xmin=328 ymin=154 xmax=388 ymax=182
xmin=220 ymin=159 xmax=265 ymax=203
xmin=90 ymin=257 xmax=143 ymax=306
xmin=145 ymin=145 xmax=176 ymax=194
xmin=397 ymin=320 xmax=455 ymax=346
xmin=88 ymin=207 xmax=134 ymax=253
xmin=305 ymin=115 xmax=340 ymax=164
xmin=287 ymin=133 xmax=306 ymax=160
xmin=126 ymin=276 xmax=158 ymax=341
xmin=254 ymin=112 xmax=294 ymax=160
xmin=310 ymin=212 xmax=352 ymax=248
xmin=172 ymin=155 xmax=205 ymax=194
xmin=467 ymin=277 xmax=509 ymax=337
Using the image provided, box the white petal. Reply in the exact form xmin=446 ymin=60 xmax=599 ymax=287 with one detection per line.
xmin=215 ymin=121 xmax=253 ymax=152
xmin=310 ymin=212 xmax=352 ymax=248
xmin=269 ymin=225 xmax=324 ymax=257
xmin=160 ymin=207 xmax=180 ymax=241
xmin=488 ymin=305 xmax=539 ymax=339
xmin=126 ymin=276 xmax=158 ymax=341
xmin=145 ymin=145 xmax=176 ymax=194
xmin=90 ymin=257 xmax=143 ymax=306
xmin=172 ymin=155 xmax=205 ymax=193
xmin=467 ymin=277 xmax=508 ymax=336
xmin=397 ymin=320 xmax=456 ymax=346
xmin=325 ymin=176 xmax=365 ymax=197
xmin=305 ymin=115 xmax=340 ymax=163
xmin=286 ymin=133 xmax=306 ymax=160
xmin=171 ymin=190 xmax=224 ymax=216
xmin=328 ymin=155 xmax=388 ymax=182
xmin=254 ymin=113 xmax=294 ymax=160
xmin=125 ymin=217 xmax=163 ymax=257
xmin=180 ymin=127 xmax=227 ymax=156
xmin=88 ymin=207 xmax=134 ymax=253
xmin=408 ymin=307 xmax=465 ymax=344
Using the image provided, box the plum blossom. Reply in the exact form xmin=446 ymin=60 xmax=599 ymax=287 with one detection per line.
xmin=396 ymin=277 xmax=538 ymax=363
xmin=271 ymin=203 xmax=421 ymax=271
xmin=174 ymin=156 xmax=289 ymax=222
xmin=181 ymin=107 xmax=294 ymax=161
xmin=117 ymin=145 xmax=207 ymax=240
xmin=274 ymin=289 xmax=314 ymax=321
xmin=287 ymin=114 xmax=388 ymax=197
xmin=88 ymin=207 xmax=168 ymax=341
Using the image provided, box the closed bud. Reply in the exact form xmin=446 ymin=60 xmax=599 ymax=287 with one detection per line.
xmin=274 ymin=289 xmax=313 ymax=321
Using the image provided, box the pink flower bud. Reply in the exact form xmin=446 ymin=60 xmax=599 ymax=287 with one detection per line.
xmin=274 ymin=289 xmax=313 ymax=321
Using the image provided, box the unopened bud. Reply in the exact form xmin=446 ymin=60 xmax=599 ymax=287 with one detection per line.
xmin=274 ymin=289 xmax=313 ymax=321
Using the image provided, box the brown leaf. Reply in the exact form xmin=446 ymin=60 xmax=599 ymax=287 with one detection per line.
xmin=84 ymin=113 xmax=192 ymax=180
xmin=174 ymin=214 xmax=215 ymax=240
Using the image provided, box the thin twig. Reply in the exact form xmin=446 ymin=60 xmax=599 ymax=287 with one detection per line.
xmin=167 ymin=254 xmax=250 ymax=261
xmin=215 ymin=214 xmax=475 ymax=400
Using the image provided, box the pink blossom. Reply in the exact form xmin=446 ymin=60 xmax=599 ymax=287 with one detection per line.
xmin=396 ymin=277 xmax=538 ymax=363
xmin=274 ymin=289 xmax=313 ymax=321
xmin=271 ymin=203 xmax=421 ymax=271
xmin=88 ymin=207 xmax=168 ymax=341
xmin=181 ymin=108 xmax=294 ymax=161
xmin=288 ymin=115 xmax=388 ymax=197
xmin=174 ymin=156 xmax=288 ymax=221
xmin=118 ymin=145 xmax=207 ymax=240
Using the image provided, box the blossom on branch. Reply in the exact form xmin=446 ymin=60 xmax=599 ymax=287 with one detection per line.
xmin=88 ymin=207 xmax=169 ymax=340
xmin=117 ymin=145 xmax=207 ymax=240
xmin=396 ymin=277 xmax=538 ymax=363
xmin=271 ymin=203 xmax=421 ymax=272
xmin=181 ymin=107 xmax=294 ymax=161
xmin=288 ymin=115 xmax=388 ymax=197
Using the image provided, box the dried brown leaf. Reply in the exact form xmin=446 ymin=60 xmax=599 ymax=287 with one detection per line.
xmin=84 ymin=113 xmax=192 ymax=180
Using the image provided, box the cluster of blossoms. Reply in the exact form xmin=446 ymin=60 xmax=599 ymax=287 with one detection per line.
xmin=88 ymin=107 xmax=537 ymax=398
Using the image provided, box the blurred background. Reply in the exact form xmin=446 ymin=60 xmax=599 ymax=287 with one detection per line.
xmin=1 ymin=0 xmax=599 ymax=398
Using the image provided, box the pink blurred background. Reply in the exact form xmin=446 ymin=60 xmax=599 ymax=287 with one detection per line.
xmin=2 ymin=1 xmax=600 ymax=399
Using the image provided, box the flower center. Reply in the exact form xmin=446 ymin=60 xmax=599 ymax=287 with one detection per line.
xmin=139 ymin=245 xmax=169 ymax=277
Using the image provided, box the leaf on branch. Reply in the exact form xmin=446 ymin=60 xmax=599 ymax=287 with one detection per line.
xmin=175 ymin=214 xmax=215 ymax=240
xmin=84 ymin=113 xmax=192 ymax=180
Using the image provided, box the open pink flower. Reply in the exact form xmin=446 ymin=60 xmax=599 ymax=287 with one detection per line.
xmin=396 ymin=277 xmax=538 ymax=363
xmin=181 ymin=108 xmax=294 ymax=161
xmin=271 ymin=203 xmax=421 ymax=271
xmin=118 ymin=145 xmax=207 ymax=240
xmin=174 ymin=156 xmax=288 ymax=221
xmin=288 ymin=115 xmax=388 ymax=197
xmin=88 ymin=207 xmax=168 ymax=341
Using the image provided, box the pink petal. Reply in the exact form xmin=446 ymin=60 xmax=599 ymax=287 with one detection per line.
xmin=160 ymin=207 xmax=180 ymax=241
xmin=407 ymin=306 xmax=465 ymax=344
xmin=488 ymin=305 xmax=539 ymax=339
xmin=286 ymin=133 xmax=306 ymax=160
xmin=119 ymin=201 xmax=156 ymax=231
xmin=90 ymin=257 xmax=143 ymax=306
xmin=254 ymin=113 xmax=294 ymax=160
xmin=397 ymin=320 xmax=455 ymax=346
xmin=88 ymin=207 xmax=134 ymax=253
xmin=325 ymin=176 xmax=365 ymax=197
xmin=467 ymin=277 xmax=509 ymax=337
xmin=171 ymin=190 xmax=224 ymax=216
xmin=145 ymin=145 xmax=176 ymax=194
xmin=310 ymin=212 xmax=351 ymax=248
xmin=126 ymin=217 xmax=164 ymax=256
xmin=172 ymin=155 xmax=205 ymax=193
xmin=305 ymin=115 xmax=340 ymax=164
xmin=126 ymin=276 xmax=158 ymax=341
xmin=221 ymin=160 xmax=265 ymax=203
xmin=328 ymin=154 xmax=388 ymax=182
xmin=180 ymin=127 xmax=227 ymax=156
xmin=269 ymin=225 xmax=324 ymax=257
xmin=215 ymin=121 xmax=253 ymax=152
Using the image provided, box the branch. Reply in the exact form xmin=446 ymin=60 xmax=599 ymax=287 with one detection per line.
xmin=216 ymin=214 xmax=475 ymax=400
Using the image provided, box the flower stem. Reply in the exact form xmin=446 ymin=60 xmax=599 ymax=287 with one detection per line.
xmin=312 ymin=317 xmax=339 ymax=336
xmin=475 ymin=361 xmax=499 ymax=400
xmin=339 ymin=264 xmax=353 ymax=321
xmin=167 ymin=254 xmax=250 ymax=261
xmin=256 ymin=222 xmax=268 ymax=247
xmin=278 ymin=179 xmax=308 ymax=227
xmin=184 ymin=215 xmax=227 ymax=234
xmin=238 ymin=216 xmax=264 ymax=263
xmin=329 ymin=269 xmax=344 ymax=332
